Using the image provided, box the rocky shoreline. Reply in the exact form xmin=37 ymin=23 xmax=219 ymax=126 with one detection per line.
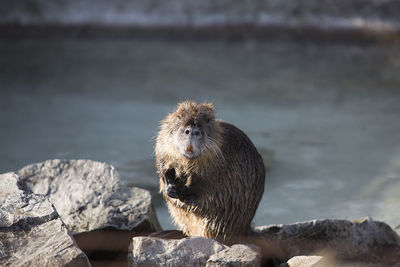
xmin=1 ymin=159 xmax=399 ymax=266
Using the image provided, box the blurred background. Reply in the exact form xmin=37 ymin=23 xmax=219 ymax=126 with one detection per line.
xmin=1 ymin=0 xmax=400 ymax=233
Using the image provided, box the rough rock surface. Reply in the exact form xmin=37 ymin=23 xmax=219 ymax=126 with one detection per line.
xmin=129 ymin=236 xmax=261 ymax=266
xmin=206 ymin=244 xmax=261 ymax=267
xmin=0 ymin=172 xmax=90 ymax=267
xmin=256 ymin=218 xmax=400 ymax=264
xmin=130 ymin=236 xmax=227 ymax=266
xmin=129 ymin=218 xmax=400 ymax=266
xmin=281 ymin=255 xmax=390 ymax=267
xmin=281 ymin=256 xmax=325 ymax=267
xmin=17 ymin=159 xmax=161 ymax=233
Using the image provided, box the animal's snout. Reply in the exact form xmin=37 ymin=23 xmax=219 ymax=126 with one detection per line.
xmin=184 ymin=126 xmax=201 ymax=136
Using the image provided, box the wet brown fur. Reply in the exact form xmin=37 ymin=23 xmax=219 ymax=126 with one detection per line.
xmin=155 ymin=101 xmax=266 ymax=245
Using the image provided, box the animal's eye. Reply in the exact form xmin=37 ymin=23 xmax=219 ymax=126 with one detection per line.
xmin=177 ymin=115 xmax=181 ymax=119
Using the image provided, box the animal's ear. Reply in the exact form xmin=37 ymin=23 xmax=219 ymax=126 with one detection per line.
xmin=199 ymin=102 xmax=216 ymax=120
xmin=202 ymin=103 xmax=214 ymax=110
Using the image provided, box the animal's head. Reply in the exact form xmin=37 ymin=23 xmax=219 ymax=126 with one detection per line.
xmin=160 ymin=101 xmax=222 ymax=159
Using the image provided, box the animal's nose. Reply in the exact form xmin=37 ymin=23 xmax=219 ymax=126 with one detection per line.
xmin=184 ymin=126 xmax=201 ymax=136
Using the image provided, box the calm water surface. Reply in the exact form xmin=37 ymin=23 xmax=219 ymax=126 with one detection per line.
xmin=1 ymin=39 xmax=400 ymax=231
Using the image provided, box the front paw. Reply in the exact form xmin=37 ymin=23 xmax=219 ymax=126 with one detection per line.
xmin=163 ymin=168 xmax=193 ymax=202
xmin=166 ymin=183 xmax=186 ymax=199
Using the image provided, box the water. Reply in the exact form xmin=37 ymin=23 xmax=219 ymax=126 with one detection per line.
xmin=1 ymin=38 xmax=400 ymax=232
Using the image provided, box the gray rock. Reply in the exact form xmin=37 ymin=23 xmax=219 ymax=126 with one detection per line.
xmin=17 ymin=159 xmax=161 ymax=233
xmin=206 ymin=244 xmax=261 ymax=267
xmin=128 ymin=219 xmax=400 ymax=266
xmin=129 ymin=218 xmax=400 ymax=266
xmin=283 ymin=256 xmax=326 ymax=267
xmin=281 ymin=255 xmax=388 ymax=267
xmin=129 ymin=236 xmax=262 ymax=267
xmin=256 ymin=218 xmax=400 ymax=264
xmin=0 ymin=172 xmax=57 ymax=228
xmin=0 ymin=172 xmax=90 ymax=267
xmin=129 ymin=236 xmax=228 ymax=266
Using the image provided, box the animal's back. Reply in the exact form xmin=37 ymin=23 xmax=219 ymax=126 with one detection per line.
xmin=207 ymin=120 xmax=265 ymax=237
